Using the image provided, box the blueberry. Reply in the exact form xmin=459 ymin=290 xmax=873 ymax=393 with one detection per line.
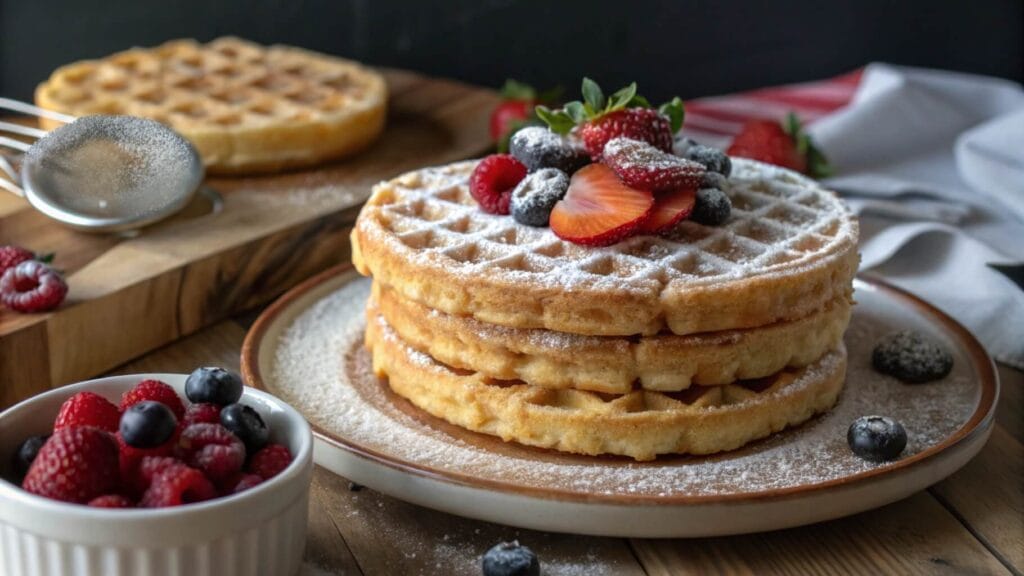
xmin=11 ymin=435 xmax=48 ymax=480
xmin=684 ymin=144 xmax=732 ymax=177
xmin=510 ymin=127 xmax=590 ymax=174
xmin=872 ymin=330 xmax=954 ymax=383
xmin=510 ymin=168 xmax=569 ymax=227
xmin=691 ymin=188 xmax=732 ymax=226
xmin=482 ymin=541 xmax=540 ymax=576
xmin=120 ymin=401 xmax=178 ymax=448
xmin=848 ymin=416 xmax=907 ymax=462
xmin=220 ymin=403 xmax=269 ymax=453
xmin=672 ymin=136 xmax=698 ymax=157
xmin=700 ymin=171 xmax=729 ymax=191
xmin=185 ymin=367 xmax=244 ymax=406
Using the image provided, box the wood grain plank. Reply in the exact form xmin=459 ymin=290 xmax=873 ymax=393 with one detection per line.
xmin=105 ymin=320 xmax=246 ymax=375
xmin=930 ymin=425 xmax=1024 ymax=573
xmin=304 ymin=469 xmax=365 ymax=576
xmin=996 ymin=363 xmax=1022 ymax=444
xmin=631 ymin=492 xmax=1011 ymax=575
xmin=311 ymin=467 xmax=647 ymax=576
xmin=0 ymin=70 xmax=500 ymax=403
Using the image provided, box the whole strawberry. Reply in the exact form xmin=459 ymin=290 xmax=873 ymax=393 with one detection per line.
xmin=54 ymin=391 xmax=122 ymax=433
xmin=120 ymin=379 xmax=186 ymax=420
xmin=537 ymin=78 xmax=684 ymax=160
xmin=727 ymin=113 xmax=831 ymax=178
xmin=0 ymin=245 xmax=35 ymax=278
xmin=22 ymin=426 xmax=120 ymax=504
xmin=0 ymin=260 xmax=67 ymax=313
xmin=491 ymin=80 xmax=537 ymax=150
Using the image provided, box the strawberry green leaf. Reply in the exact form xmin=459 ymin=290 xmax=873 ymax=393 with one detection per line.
xmin=564 ymin=101 xmax=588 ymax=123
xmin=627 ymin=94 xmax=651 ymax=109
xmin=658 ymin=97 xmax=685 ymax=133
xmin=581 ymin=77 xmax=605 ymax=111
xmin=535 ymin=105 xmax=575 ymax=134
xmin=608 ymin=83 xmax=637 ymax=111
xmin=500 ymin=79 xmax=536 ymax=101
xmin=37 ymin=252 xmax=55 ymax=264
xmin=784 ymin=112 xmax=802 ymax=138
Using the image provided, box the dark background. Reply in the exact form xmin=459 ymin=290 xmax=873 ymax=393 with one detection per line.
xmin=1 ymin=0 xmax=1021 ymax=102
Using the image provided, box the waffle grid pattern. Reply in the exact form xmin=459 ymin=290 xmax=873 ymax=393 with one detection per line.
xmin=353 ymin=158 xmax=859 ymax=335
xmin=35 ymin=37 xmax=387 ymax=173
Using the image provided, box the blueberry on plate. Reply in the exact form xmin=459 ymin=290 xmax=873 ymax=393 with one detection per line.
xmin=185 ymin=367 xmax=244 ymax=406
xmin=220 ymin=403 xmax=269 ymax=453
xmin=510 ymin=168 xmax=569 ymax=227
xmin=691 ymin=188 xmax=732 ymax=226
xmin=120 ymin=401 xmax=178 ymax=448
xmin=510 ymin=126 xmax=590 ymax=174
xmin=847 ymin=416 xmax=907 ymax=462
xmin=482 ymin=541 xmax=540 ymax=576
xmin=11 ymin=435 xmax=49 ymax=480
xmin=872 ymin=330 xmax=954 ymax=383
xmin=684 ymin=144 xmax=732 ymax=177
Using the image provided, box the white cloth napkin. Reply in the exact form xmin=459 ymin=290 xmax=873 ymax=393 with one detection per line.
xmin=806 ymin=63 xmax=1024 ymax=368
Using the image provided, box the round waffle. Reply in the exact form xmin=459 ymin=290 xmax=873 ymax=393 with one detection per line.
xmin=35 ymin=37 xmax=387 ymax=174
xmin=365 ymin=310 xmax=847 ymax=461
xmin=352 ymin=158 xmax=859 ymax=337
xmin=371 ymin=281 xmax=851 ymax=394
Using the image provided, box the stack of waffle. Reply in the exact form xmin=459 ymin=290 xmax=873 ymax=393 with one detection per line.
xmin=352 ymin=158 xmax=859 ymax=460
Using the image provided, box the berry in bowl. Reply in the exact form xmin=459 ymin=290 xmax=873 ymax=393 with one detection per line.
xmin=0 ymin=368 xmax=313 ymax=576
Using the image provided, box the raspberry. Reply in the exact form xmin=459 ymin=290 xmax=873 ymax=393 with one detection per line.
xmin=183 ymin=402 xmax=222 ymax=426
xmin=579 ymin=108 xmax=673 ymax=160
xmin=0 ymin=260 xmax=67 ymax=313
xmin=177 ymin=423 xmax=245 ymax=483
xmin=54 ymin=391 xmax=121 ymax=433
xmin=117 ymin=432 xmax=178 ymax=496
xmin=469 ymin=154 xmax=527 ymax=215
xmin=248 ymin=444 xmax=293 ymax=480
xmin=232 ymin=473 xmax=264 ymax=494
xmin=88 ymin=494 xmax=135 ymax=508
xmin=0 ymin=245 xmax=34 ymax=278
xmin=602 ymin=137 xmax=705 ymax=192
xmin=22 ymin=427 xmax=119 ymax=504
xmin=120 ymin=379 xmax=186 ymax=420
xmin=139 ymin=456 xmax=182 ymax=487
xmin=140 ymin=463 xmax=216 ymax=508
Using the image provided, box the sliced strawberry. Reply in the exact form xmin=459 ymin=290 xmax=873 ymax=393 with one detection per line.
xmin=550 ymin=164 xmax=653 ymax=246
xmin=638 ymin=187 xmax=697 ymax=235
xmin=603 ymin=137 xmax=705 ymax=192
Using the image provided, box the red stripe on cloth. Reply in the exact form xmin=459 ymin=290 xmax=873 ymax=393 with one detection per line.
xmin=682 ymin=67 xmax=864 ymax=137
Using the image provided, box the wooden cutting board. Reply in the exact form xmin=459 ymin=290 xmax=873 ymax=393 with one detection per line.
xmin=0 ymin=69 xmax=499 ymax=406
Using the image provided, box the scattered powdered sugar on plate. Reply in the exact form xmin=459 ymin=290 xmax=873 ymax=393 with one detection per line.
xmin=268 ymin=276 xmax=980 ymax=499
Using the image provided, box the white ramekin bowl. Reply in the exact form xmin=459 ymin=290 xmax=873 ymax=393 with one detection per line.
xmin=0 ymin=373 xmax=313 ymax=576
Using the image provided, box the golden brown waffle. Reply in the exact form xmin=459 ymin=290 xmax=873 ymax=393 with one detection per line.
xmin=370 ymin=281 xmax=851 ymax=394
xmin=365 ymin=310 xmax=847 ymax=460
xmin=352 ymin=158 xmax=859 ymax=336
xmin=35 ymin=37 xmax=387 ymax=174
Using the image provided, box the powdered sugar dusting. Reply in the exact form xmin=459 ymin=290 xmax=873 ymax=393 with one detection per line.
xmin=357 ymin=157 xmax=857 ymax=293
xmin=267 ymin=277 xmax=979 ymax=499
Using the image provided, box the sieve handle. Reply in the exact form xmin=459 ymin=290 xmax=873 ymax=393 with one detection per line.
xmin=0 ymin=98 xmax=76 ymax=124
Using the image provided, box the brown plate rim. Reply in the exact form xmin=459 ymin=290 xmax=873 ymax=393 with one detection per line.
xmin=241 ymin=264 xmax=999 ymax=506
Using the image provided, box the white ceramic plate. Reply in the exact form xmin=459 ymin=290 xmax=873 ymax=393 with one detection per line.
xmin=242 ymin=266 xmax=998 ymax=538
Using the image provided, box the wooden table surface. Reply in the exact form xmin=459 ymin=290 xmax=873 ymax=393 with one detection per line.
xmin=106 ymin=313 xmax=1024 ymax=576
